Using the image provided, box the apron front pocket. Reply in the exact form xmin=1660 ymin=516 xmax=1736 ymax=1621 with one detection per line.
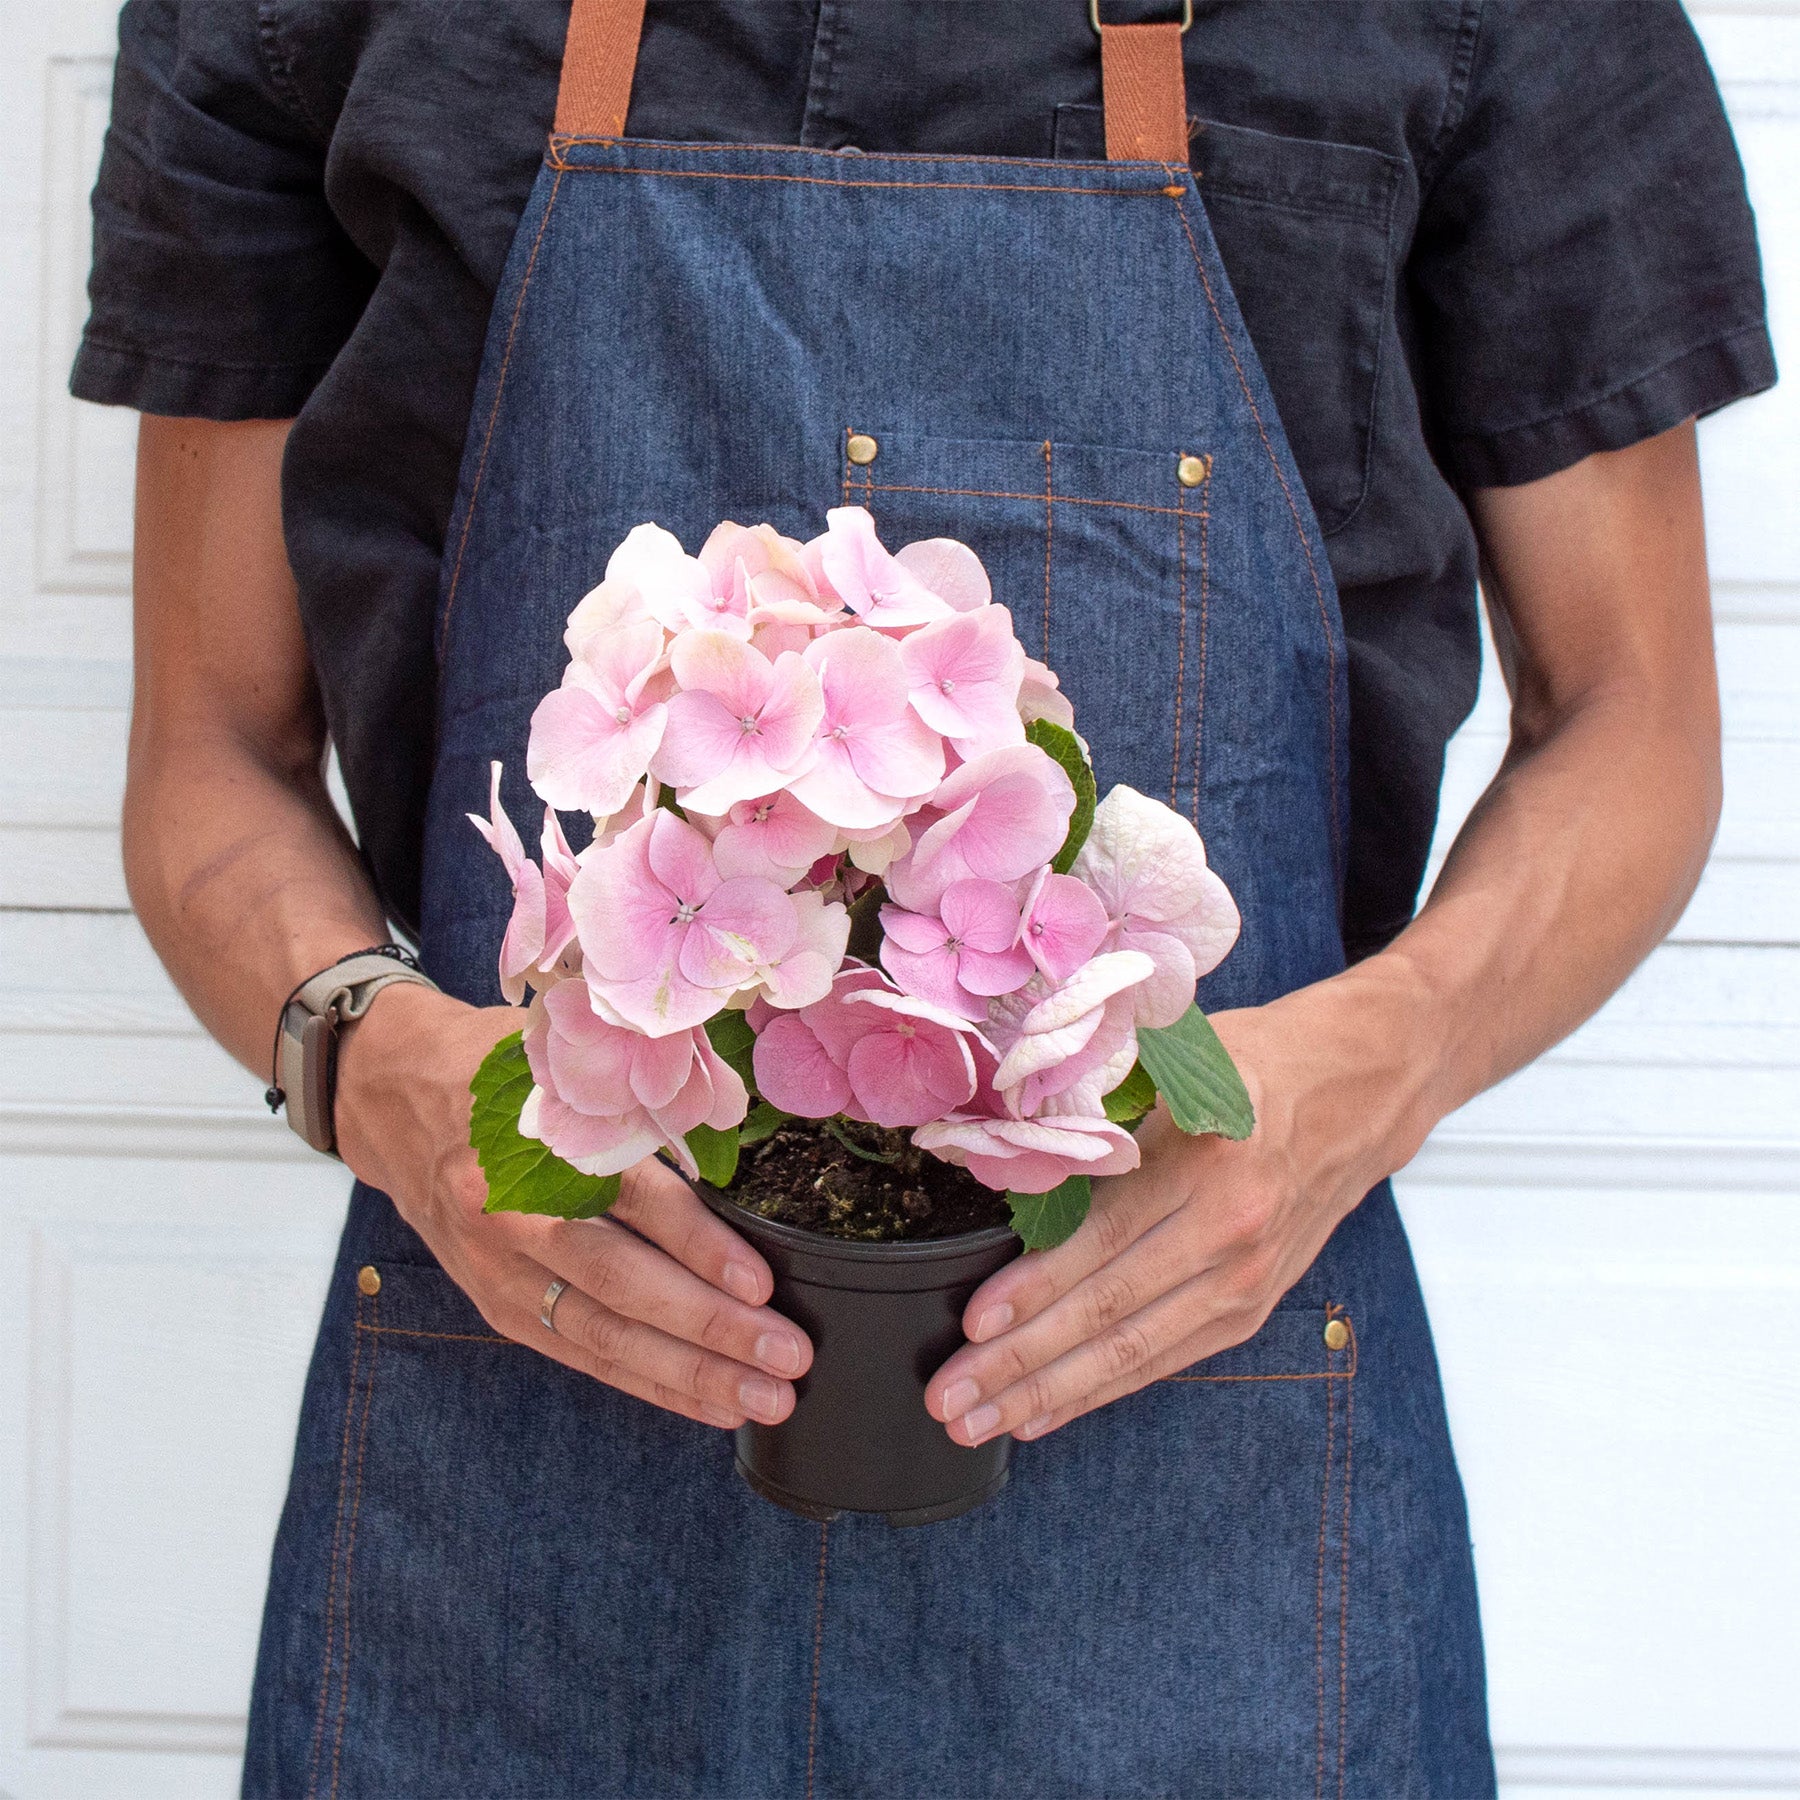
xmin=842 ymin=427 xmax=1212 ymax=823
xmin=1053 ymin=107 xmax=1400 ymax=537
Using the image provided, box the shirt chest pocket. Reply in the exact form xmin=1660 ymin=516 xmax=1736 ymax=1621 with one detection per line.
xmin=1055 ymin=106 xmax=1402 ymax=537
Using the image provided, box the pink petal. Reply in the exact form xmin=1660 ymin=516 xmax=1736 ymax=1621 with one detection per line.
xmin=627 ymin=1028 xmax=700 ymax=1111
xmin=939 ymin=878 xmax=1023 ymax=953
xmin=678 ymin=877 xmax=800 ymax=988
xmin=788 ymin=738 xmax=904 ymax=831
xmin=645 ymin=809 xmax=723 ymax=908
xmin=846 ymin=713 xmax=945 ymax=801
xmin=654 ymin=688 xmax=753 ymax=788
xmin=528 ymin=682 xmax=668 ymax=816
xmin=846 ymin=1024 xmax=975 ymax=1127
xmin=880 ymin=939 xmax=976 ymax=1018
xmin=893 ymin=538 xmax=992 ymax=612
xmin=669 ymin=629 xmax=774 ymax=719
xmin=900 ymin=608 xmax=1026 ymax=746
xmin=752 ymin=1013 xmax=853 ymax=1118
xmin=1020 ymin=870 xmax=1112 ymax=981
xmin=878 ymin=905 xmax=951 ymax=956
xmin=752 ymin=650 xmax=828 ymax=768
xmin=955 ymin=943 xmax=1037 ymax=997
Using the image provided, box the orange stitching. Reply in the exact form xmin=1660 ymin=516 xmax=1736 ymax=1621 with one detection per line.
xmin=866 ymin=481 xmax=1190 ymax=519
xmin=1162 ymin=1368 xmax=1352 ymax=1384
xmin=805 ymin=1520 xmax=830 ymax=1800
xmin=1041 ymin=440 xmax=1053 ymax=662
xmin=328 ymin=1292 xmax=380 ymax=1799
xmin=550 ymin=136 xmax=1122 ymax=174
xmin=438 ymin=166 xmax=566 ymax=660
xmin=1337 ymin=1314 xmax=1356 ymax=1799
xmin=304 ymin=1289 xmax=364 ymax=1798
xmin=1315 ymin=1345 xmax=1334 ymax=1800
xmin=1171 ymin=496 xmax=1187 ymax=808
xmin=1192 ymin=464 xmax=1211 ymax=825
xmin=542 ymin=157 xmax=1167 ymax=200
xmin=1167 ymin=197 xmax=1342 ymax=869
xmin=354 ymin=1323 xmax=513 ymax=1344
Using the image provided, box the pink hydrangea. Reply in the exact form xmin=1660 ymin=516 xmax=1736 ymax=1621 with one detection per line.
xmin=569 ymin=810 xmax=801 ymax=1034
xmin=786 ymin=626 xmax=943 ymax=828
xmin=521 ymin=981 xmax=746 ymax=1180
xmin=476 ymin=508 xmax=1247 ymax=1211
xmin=653 ymin=631 xmax=824 ymax=815
xmin=878 ymin=879 xmax=1034 ymax=1020
xmin=1070 ymin=785 xmax=1242 ymax=1027
xmin=752 ymin=968 xmax=982 ymax=1129
xmin=467 ymin=762 xmax=579 ymax=1003
xmin=884 ymin=744 xmax=1076 ymax=912
xmin=527 ymin=618 xmax=671 ymax=817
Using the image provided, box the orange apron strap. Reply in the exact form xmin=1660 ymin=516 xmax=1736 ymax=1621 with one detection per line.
xmin=554 ymin=1 xmax=1190 ymax=160
xmin=554 ymin=0 xmax=648 ymax=138
xmin=1097 ymin=20 xmax=1190 ymax=163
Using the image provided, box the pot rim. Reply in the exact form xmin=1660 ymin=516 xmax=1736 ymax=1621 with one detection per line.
xmin=698 ymin=1182 xmax=1019 ymax=1264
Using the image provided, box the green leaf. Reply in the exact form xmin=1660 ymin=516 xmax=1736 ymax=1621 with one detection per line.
xmin=1134 ymin=1004 xmax=1255 ymax=1140
xmin=1101 ymin=1059 xmax=1158 ymax=1125
xmin=470 ymin=1033 xmax=620 ymax=1219
xmin=704 ymin=1008 xmax=757 ymax=1090
xmin=739 ymin=1100 xmax=789 ymax=1146
xmin=654 ymin=784 xmax=687 ymax=819
xmin=1006 ymin=1174 xmax=1091 ymax=1250
xmin=1026 ymin=718 xmax=1098 ymax=874
xmin=685 ymin=1121 xmax=740 ymax=1188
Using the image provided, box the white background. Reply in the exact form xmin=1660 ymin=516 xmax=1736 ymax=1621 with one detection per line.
xmin=1 ymin=3 xmax=1796 ymax=1796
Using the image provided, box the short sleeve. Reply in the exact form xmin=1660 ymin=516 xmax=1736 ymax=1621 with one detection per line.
xmin=1410 ymin=0 xmax=1776 ymax=491
xmin=71 ymin=0 xmax=373 ymax=420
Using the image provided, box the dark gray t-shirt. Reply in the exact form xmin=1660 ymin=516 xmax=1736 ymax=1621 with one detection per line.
xmin=74 ymin=0 xmax=1775 ymax=947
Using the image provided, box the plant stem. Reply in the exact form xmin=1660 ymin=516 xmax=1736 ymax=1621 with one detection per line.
xmin=823 ymin=1118 xmax=903 ymax=1165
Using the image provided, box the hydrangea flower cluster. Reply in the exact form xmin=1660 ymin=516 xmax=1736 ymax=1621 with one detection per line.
xmin=472 ymin=507 xmax=1242 ymax=1223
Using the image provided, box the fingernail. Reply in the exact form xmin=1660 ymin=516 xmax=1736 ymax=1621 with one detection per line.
xmin=721 ymin=1261 xmax=761 ymax=1304
xmin=755 ymin=1332 xmax=802 ymax=1376
xmin=738 ymin=1375 xmax=783 ymax=1423
xmin=939 ymin=1377 xmax=980 ymax=1419
xmin=971 ymin=1303 xmax=1013 ymax=1341
xmin=959 ymin=1403 xmax=1001 ymax=1444
xmin=1016 ymin=1414 xmax=1052 ymax=1440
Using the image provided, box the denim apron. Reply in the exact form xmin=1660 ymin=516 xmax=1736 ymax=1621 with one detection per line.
xmin=244 ymin=7 xmax=1495 ymax=1795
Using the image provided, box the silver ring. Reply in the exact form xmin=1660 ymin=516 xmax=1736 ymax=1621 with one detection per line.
xmin=539 ymin=1277 xmax=569 ymax=1334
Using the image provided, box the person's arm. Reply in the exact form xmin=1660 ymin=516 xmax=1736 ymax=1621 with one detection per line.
xmin=926 ymin=419 xmax=1720 ymax=1446
xmin=126 ymin=413 xmax=811 ymax=1424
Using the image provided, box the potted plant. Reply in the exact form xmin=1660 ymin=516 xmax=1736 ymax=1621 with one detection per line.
xmin=466 ymin=509 xmax=1254 ymax=1524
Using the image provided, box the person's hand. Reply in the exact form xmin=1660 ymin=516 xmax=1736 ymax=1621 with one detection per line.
xmin=925 ymin=975 xmax=1424 ymax=1446
xmin=332 ymin=981 xmax=812 ymax=1428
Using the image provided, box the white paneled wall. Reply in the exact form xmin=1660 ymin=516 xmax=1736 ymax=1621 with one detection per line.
xmin=1 ymin=3 xmax=1796 ymax=1797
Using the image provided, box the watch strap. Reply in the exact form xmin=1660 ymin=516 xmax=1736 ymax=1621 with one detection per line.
xmin=270 ymin=951 xmax=440 ymax=1156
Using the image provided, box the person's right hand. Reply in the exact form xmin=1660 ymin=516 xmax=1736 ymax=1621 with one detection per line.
xmin=332 ymin=981 xmax=812 ymax=1428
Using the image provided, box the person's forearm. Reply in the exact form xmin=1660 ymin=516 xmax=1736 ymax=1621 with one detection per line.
xmin=1260 ymin=426 xmax=1720 ymax=1206
xmin=122 ymin=728 xmax=390 ymax=1079
xmin=124 ymin=414 xmax=395 ymax=1084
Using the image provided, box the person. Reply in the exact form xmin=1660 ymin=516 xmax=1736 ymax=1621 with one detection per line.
xmin=79 ymin=1 xmax=1771 ymax=1793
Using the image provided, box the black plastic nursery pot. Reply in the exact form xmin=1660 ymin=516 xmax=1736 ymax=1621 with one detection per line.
xmin=699 ymin=1187 xmax=1022 ymax=1527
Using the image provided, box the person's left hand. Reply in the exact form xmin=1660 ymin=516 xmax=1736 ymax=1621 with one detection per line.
xmin=925 ymin=978 xmax=1420 ymax=1446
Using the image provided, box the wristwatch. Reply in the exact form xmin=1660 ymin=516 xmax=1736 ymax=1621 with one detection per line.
xmin=267 ymin=947 xmax=440 ymax=1156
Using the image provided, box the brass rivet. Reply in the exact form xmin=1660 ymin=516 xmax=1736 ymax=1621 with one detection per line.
xmin=1323 ymin=1317 xmax=1349 ymax=1352
xmin=357 ymin=1265 xmax=381 ymax=1297
xmin=1177 ymin=453 xmax=1210 ymax=487
xmin=846 ymin=433 xmax=879 ymax=466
